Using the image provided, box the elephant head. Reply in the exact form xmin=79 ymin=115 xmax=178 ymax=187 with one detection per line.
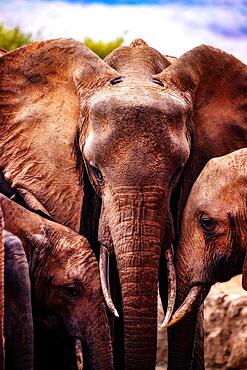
xmin=1 ymin=39 xmax=247 ymax=369
xmin=165 ymin=148 xmax=247 ymax=328
xmin=0 ymin=194 xmax=113 ymax=370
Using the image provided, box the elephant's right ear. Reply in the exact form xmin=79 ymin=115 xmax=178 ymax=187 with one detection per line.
xmin=0 ymin=39 xmax=119 ymax=232
xmin=154 ymin=45 xmax=247 ymax=164
xmin=154 ymin=45 xmax=247 ymax=212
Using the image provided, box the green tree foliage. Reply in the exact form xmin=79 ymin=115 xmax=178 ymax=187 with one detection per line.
xmin=0 ymin=22 xmax=122 ymax=58
xmin=84 ymin=37 xmax=123 ymax=59
xmin=0 ymin=23 xmax=32 ymax=51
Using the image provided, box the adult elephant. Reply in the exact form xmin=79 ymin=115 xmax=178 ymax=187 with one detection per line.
xmin=0 ymin=38 xmax=246 ymax=369
xmin=153 ymin=46 xmax=247 ymax=369
xmin=0 ymin=194 xmax=113 ymax=370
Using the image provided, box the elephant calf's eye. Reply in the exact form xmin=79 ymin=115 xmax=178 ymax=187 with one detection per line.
xmin=62 ymin=283 xmax=82 ymax=299
xmin=199 ymin=215 xmax=217 ymax=234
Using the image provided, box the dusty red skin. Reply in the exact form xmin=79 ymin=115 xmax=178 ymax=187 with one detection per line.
xmin=167 ymin=148 xmax=247 ymax=326
xmin=0 ymin=38 xmax=246 ymax=369
xmin=0 ymin=195 xmax=114 ymax=370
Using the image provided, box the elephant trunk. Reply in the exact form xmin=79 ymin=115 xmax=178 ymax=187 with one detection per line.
xmin=85 ymin=303 xmax=114 ymax=370
xmin=108 ymin=187 xmax=167 ymax=369
xmin=117 ymin=244 xmax=159 ymax=369
xmin=167 ymin=242 xmax=208 ymax=370
xmin=167 ymin=270 xmax=199 ymax=369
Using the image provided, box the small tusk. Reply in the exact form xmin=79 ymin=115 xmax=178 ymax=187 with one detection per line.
xmin=99 ymin=245 xmax=119 ymax=318
xmin=161 ymin=245 xmax=176 ymax=328
xmin=164 ymin=285 xmax=203 ymax=328
xmin=74 ymin=338 xmax=83 ymax=370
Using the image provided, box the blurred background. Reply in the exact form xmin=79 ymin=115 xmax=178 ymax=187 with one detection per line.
xmin=0 ymin=0 xmax=246 ymax=60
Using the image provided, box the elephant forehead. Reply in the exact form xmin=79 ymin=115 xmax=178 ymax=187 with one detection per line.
xmin=86 ymin=86 xmax=188 ymax=152
xmin=89 ymin=83 xmax=187 ymax=123
xmin=189 ymin=156 xmax=246 ymax=215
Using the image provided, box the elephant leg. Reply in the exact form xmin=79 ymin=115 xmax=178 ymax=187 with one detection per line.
xmin=4 ymin=231 xmax=33 ymax=370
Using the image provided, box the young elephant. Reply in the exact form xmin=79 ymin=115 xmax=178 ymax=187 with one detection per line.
xmin=166 ymin=148 xmax=247 ymax=326
xmin=0 ymin=194 xmax=113 ymax=370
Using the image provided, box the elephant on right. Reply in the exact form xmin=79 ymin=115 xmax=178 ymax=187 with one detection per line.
xmin=166 ymin=147 xmax=247 ymax=326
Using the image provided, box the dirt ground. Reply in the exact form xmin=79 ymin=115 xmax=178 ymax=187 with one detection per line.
xmin=156 ymin=275 xmax=247 ymax=370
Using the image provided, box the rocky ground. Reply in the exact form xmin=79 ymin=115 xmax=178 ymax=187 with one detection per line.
xmin=156 ymin=275 xmax=247 ymax=370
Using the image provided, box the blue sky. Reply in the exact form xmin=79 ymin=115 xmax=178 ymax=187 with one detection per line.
xmin=0 ymin=0 xmax=247 ymax=61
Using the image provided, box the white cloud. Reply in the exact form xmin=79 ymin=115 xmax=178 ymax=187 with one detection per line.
xmin=0 ymin=0 xmax=246 ymax=62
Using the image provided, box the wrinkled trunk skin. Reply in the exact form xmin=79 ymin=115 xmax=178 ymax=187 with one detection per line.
xmin=4 ymin=232 xmax=33 ymax=370
xmin=167 ymin=244 xmax=204 ymax=370
xmin=108 ymin=187 xmax=167 ymax=370
xmin=85 ymin=303 xmax=114 ymax=370
xmin=167 ymin=309 xmax=201 ymax=370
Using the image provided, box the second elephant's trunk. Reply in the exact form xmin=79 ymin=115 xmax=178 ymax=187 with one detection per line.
xmin=107 ymin=187 xmax=168 ymax=369
xmin=167 ymin=241 xmax=207 ymax=370
xmin=85 ymin=303 xmax=114 ymax=370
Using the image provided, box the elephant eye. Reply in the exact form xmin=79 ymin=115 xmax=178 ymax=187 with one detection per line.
xmin=199 ymin=215 xmax=217 ymax=234
xmin=149 ymin=77 xmax=164 ymax=87
xmin=169 ymin=165 xmax=184 ymax=189
xmin=110 ymin=76 xmax=124 ymax=85
xmin=62 ymin=283 xmax=82 ymax=299
xmin=89 ymin=162 xmax=104 ymax=185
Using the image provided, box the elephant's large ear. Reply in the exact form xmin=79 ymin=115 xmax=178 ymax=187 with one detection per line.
xmin=0 ymin=39 xmax=119 ymax=231
xmin=154 ymin=45 xmax=247 ymax=175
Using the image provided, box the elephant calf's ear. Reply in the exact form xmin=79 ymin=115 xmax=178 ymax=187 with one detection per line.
xmin=242 ymin=254 xmax=247 ymax=290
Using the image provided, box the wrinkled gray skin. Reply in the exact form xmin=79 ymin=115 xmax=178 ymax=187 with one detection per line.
xmin=168 ymin=148 xmax=247 ymax=328
xmin=4 ymin=230 xmax=33 ymax=370
xmin=1 ymin=39 xmax=247 ymax=370
xmin=0 ymin=195 xmax=113 ymax=370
